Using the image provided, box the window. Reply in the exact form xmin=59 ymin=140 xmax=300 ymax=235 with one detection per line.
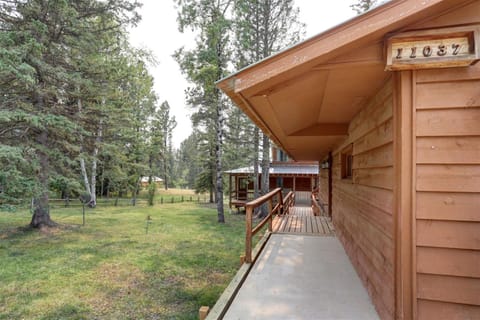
xmin=341 ymin=145 xmax=353 ymax=179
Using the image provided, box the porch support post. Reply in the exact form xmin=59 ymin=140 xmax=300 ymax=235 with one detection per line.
xmin=393 ymin=70 xmax=415 ymax=320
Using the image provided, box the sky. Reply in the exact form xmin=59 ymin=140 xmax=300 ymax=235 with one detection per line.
xmin=128 ymin=1 xmax=358 ymax=148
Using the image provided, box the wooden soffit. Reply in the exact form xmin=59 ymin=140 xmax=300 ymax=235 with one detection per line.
xmin=217 ymin=0 xmax=477 ymax=161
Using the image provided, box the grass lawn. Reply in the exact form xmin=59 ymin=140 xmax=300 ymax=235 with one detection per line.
xmin=0 ymin=201 xmax=247 ymax=319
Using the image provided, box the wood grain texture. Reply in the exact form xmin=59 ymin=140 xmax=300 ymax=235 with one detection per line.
xmin=353 ymin=142 xmax=393 ymax=169
xmin=353 ymin=119 xmax=393 ymax=155
xmin=417 ymin=274 xmax=480 ymax=305
xmin=394 ymin=70 xmax=416 ymax=320
xmin=417 ymin=246 xmax=480 ymax=278
xmin=416 ymin=108 xmax=480 ymax=137
xmin=417 ymin=220 xmax=480 ymax=250
xmin=354 ymin=167 xmax=394 ymax=190
xmin=411 ymin=0 xmax=480 ymax=32
xmin=336 ymin=182 xmax=393 ymax=214
xmin=332 ymin=79 xmax=395 ymax=319
xmin=335 ymin=218 xmax=395 ymax=319
xmin=416 ymin=61 xmax=480 ymax=83
xmin=417 ymin=299 xmax=480 ymax=320
xmin=417 ymin=164 xmax=480 ymax=193
xmin=334 ymin=193 xmax=395 ymax=275
xmin=416 ymin=80 xmax=480 ymax=109
xmin=417 ymin=136 xmax=480 ymax=164
xmin=416 ymin=192 xmax=480 ymax=221
xmin=335 ymin=185 xmax=393 ymax=238
xmin=414 ymin=51 xmax=480 ymax=318
xmin=349 ymin=79 xmax=393 ymax=141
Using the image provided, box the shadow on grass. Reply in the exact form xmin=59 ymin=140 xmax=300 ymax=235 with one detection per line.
xmin=0 ymin=225 xmax=32 ymax=240
xmin=0 ymin=223 xmax=82 ymax=241
xmin=39 ymin=303 xmax=90 ymax=320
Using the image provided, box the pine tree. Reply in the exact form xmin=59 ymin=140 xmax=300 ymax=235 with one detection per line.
xmin=174 ymin=0 xmax=232 ymax=223
xmin=148 ymin=101 xmax=176 ymax=190
xmin=233 ymin=0 xmax=305 ymax=215
xmin=0 ymin=0 xmax=141 ymax=226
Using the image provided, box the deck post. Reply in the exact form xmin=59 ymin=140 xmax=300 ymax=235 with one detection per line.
xmin=229 ymin=174 xmax=232 ymax=209
xmin=245 ymin=205 xmax=253 ymax=263
xmin=267 ymin=199 xmax=273 ymax=232
xmin=279 ymin=190 xmax=284 ymax=214
xmin=199 ymin=306 xmax=209 ymax=320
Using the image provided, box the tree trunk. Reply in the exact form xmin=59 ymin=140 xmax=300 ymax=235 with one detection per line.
xmin=80 ymin=158 xmax=91 ymax=195
xmin=260 ymin=133 xmax=270 ymax=218
xmin=163 ymin=158 xmax=168 ymax=190
xmin=253 ymin=127 xmax=260 ymax=199
xmin=30 ymin=191 xmax=55 ymax=228
xmin=30 ymin=87 xmax=55 ymax=228
xmin=89 ymin=155 xmax=97 ymax=207
xmin=216 ymin=98 xmax=225 ymax=223
xmin=252 ymin=126 xmax=260 ymax=215
xmin=30 ymin=129 xmax=55 ymax=228
xmin=88 ymin=124 xmax=102 ymax=208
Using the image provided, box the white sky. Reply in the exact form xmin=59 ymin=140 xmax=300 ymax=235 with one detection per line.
xmin=129 ymin=1 xmax=358 ymax=148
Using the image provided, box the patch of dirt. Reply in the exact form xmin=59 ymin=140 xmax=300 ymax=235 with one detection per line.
xmin=38 ymin=223 xmax=80 ymax=235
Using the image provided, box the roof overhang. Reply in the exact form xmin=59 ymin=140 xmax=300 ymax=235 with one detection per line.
xmin=218 ymin=0 xmax=476 ymax=161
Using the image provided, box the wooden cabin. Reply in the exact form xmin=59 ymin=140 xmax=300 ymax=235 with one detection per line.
xmin=217 ymin=0 xmax=480 ymax=318
xmin=226 ymin=161 xmax=318 ymax=208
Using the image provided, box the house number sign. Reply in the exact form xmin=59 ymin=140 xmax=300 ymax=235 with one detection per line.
xmin=385 ymin=27 xmax=480 ymax=71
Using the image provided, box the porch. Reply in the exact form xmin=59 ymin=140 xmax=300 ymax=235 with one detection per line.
xmin=272 ymin=205 xmax=335 ymax=235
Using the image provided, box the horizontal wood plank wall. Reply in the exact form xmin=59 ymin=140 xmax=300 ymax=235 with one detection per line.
xmin=414 ymin=62 xmax=480 ymax=319
xmin=319 ymin=168 xmax=329 ymax=207
xmin=332 ymin=78 xmax=395 ymax=319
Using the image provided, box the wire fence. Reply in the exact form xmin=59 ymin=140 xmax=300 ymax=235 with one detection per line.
xmin=47 ymin=195 xmax=212 ymax=209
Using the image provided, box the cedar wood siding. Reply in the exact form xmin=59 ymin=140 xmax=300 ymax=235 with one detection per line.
xmin=332 ymin=78 xmax=395 ymax=319
xmin=319 ymin=168 xmax=329 ymax=210
xmin=414 ymin=63 xmax=480 ymax=319
xmin=410 ymin=2 xmax=480 ymax=318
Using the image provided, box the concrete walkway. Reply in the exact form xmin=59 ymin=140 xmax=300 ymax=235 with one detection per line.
xmin=223 ymin=234 xmax=380 ymax=320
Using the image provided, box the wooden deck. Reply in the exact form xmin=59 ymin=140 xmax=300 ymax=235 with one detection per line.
xmin=273 ymin=205 xmax=335 ymax=236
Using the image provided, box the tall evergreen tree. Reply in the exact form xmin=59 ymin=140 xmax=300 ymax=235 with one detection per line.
xmin=174 ymin=132 xmax=202 ymax=190
xmin=148 ymin=100 xmax=176 ymax=190
xmin=174 ymin=0 xmax=232 ymax=223
xmin=0 ymin=0 xmax=141 ymax=227
xmin=233 ymin=0 xmax=304 ymax=215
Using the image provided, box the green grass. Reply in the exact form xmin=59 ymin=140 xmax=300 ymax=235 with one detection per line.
xmin=0 ymin=202 xmax=246 ymax=319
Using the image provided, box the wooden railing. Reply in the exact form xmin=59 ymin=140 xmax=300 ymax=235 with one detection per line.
xmin=311 ymin=193 xmax=322 ymax=216
xmin=244 ymin=188 xmax=283 ymax=263
xmin=282 ymin=191 xmax=295 ymax=215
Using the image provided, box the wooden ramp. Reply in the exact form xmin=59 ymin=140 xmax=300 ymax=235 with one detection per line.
xmin=273 ymin=205 xmax=334 ymax=236
xmin=221 ymin=234 xmax=380 ymax=320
